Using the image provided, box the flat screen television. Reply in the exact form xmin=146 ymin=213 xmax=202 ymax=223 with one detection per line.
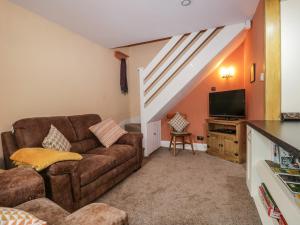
xmin=209 ymin=89 xmax=246 ymax=118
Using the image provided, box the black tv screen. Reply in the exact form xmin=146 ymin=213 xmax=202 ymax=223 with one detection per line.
xmin=209 ymin=89 xmax=246 ymax=118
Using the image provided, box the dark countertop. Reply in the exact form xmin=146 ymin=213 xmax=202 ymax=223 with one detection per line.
xmin=247 ymin=120 xmax=300 ymax=158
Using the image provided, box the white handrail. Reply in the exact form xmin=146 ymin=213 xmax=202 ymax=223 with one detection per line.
xmin=144 ymin=31 xmax=201 ymax=92
xmin=144 ymin=28 xmax=216 ymax=104
xmin=142 ymin=35 xmax=184 ymax=80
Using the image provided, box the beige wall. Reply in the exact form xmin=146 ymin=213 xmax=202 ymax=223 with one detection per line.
xmin=122 ymin=40 xmax=168 ymax=118
xmin=0 ymin=0 xmax=130 ymax=168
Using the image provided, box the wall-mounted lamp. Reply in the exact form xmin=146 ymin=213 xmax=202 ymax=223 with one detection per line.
xmin=220 ymin=66 xmax=235 ymax=79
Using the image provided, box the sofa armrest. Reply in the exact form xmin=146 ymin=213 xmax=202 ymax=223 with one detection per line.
xmin=1 ymin=132 xmax=18 ymax=169
xmin=46 ymin=161 xmax=81 ymax=209
xmin=47 ymin=161 xmax=79 ymax=176
xmin=117 ymin=133 xmax=143 ymax=168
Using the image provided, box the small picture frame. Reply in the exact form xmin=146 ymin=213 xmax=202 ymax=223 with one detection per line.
xmin=250 ymin=63 xmax=256 ymax=83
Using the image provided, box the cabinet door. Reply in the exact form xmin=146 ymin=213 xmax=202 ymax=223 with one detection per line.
xmin=217 ymin=136 xmax=224 ymax=155
xmin=223 ymin=136 xmax=239 ymax=158
xmin=207 ymin=133 xmax=220 ymax=153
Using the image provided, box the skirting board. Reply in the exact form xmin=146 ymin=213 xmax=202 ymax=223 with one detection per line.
xmin=161 ymin=141 xmax=207 ymax=151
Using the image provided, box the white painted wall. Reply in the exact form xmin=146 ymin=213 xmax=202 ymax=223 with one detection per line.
xmin=281 ymin=0 xmax=300 ymax=112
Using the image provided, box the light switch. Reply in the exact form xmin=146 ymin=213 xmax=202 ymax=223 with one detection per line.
xmin=260 ymin=73 xmax=265 ymax=81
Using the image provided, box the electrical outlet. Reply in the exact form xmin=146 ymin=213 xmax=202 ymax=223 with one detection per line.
xmin=197 ymin=135 xmax=204 ymax=141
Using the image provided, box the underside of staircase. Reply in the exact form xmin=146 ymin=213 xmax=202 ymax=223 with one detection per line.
xmin=139 ymin=22 xmax=250 ymax=156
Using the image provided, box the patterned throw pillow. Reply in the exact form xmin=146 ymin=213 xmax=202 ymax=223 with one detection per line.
xmin=42 ymin=125 xmax=71 ymax=151
xmin=0 ymin=207 xmax=46 ymax=225
xmin=89 ymin=118 xmax=127 ymax=148
xmin=168 ymin=112 xmax=189 ymax=132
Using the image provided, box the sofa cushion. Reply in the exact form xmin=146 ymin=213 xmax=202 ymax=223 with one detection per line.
xmin=68 ymin=114 xmax=102 ymax=154
xmin=78 ymin=155 xmax=116 ymax=186
xmin=87 ymin=144 xmax=136 ymax=166
xmin=15 ymin=198 xmax=69 ymax=225
xmin=70 ymin=142 xmax=84 ymax=153
xmin=13 ymin=117 xmax=77 ymax=148
xmin=68 ymin=114 xmax=101 ymax=141
xmin=73 ymin=138 xmax=102 ymax=154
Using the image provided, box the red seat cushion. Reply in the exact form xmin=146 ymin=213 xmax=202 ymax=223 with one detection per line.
xmin=78 ymin=155 xmax=115 ymax=186
xmin=87 ymin=144 xmax=136 ymax=166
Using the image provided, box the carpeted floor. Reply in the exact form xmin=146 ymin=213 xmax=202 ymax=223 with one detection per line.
xmin=96 ymin=148 xmax=261 ymax=225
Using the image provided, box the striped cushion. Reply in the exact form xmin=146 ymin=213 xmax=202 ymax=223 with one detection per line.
xmin=89 ymin=119 xmax=127 ymax=148
xmin=0 ymin=207 xmax=46 ymax=225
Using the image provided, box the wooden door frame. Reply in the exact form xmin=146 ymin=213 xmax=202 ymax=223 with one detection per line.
xmin=265 ymin=0 xmax=281 ymax=120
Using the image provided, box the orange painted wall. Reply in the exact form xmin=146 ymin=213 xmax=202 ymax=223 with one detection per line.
xmin=161 ymin=43 xmax=246 ymax=142
xmin=244 ymin=0 xmax=265 ymax=120
xmin=161 ymin=0 xmax=266 ymax=143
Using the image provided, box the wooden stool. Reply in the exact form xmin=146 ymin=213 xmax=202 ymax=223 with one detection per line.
xmin=169 ymin=131 xmax=195 ymax=156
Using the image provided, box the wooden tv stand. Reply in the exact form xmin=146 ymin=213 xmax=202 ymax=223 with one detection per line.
xmin=206 ymin=118 xmax=246 ymax=163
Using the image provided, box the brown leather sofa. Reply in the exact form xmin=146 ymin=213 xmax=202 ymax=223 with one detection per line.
xmin=0 ymin=167 xmax=128 ymax=225
xmin=1 ymin=114 xmax=143 ymax=212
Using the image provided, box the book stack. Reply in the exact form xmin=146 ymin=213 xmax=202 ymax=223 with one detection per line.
xmin=258 ymin=183 xmax=281 ymax=219
xmin=266 ymin=160 xmax=300 ymax=207
xmin=265 ymin=160 xmax=300 ymax=175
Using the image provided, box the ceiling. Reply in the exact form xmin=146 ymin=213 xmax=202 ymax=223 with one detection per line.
xmin=10 ymin=0 xmax=259 ymax=48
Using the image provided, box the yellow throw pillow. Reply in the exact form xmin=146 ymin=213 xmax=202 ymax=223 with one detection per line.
xmin=10 ymin=148 xmax=82 ymax=171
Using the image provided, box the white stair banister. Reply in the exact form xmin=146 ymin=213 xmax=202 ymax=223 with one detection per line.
xmin=144 ymin=28 xmax=216 ymax=104
xmin=144 ymin=23 xmax=248 ymax=123
xmin=144 ymin=31 xmax=201 ymax=92
xmin=143 ymin=35 xmax=184 ymax=80
xmin=138 ymin=67 xmax=147 ymax=149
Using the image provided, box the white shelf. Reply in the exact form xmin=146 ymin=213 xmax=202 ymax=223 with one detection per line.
xmin=256 ymin=160 xmax=300 ymax=225
xmin=253 ymin=195 xmax=279 ymax=225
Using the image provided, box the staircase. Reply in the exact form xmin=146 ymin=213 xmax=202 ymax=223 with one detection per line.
xmin=139 ymin=22 xmax=250 ymax=156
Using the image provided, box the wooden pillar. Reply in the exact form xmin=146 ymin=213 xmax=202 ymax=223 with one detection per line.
xmin=265 ymin=0 xmax=281 ymax=120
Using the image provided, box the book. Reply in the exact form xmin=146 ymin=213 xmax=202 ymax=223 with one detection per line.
xmin=279 ymin=214 xmax=288 ymax=225
xmin=265 ymin=160 xmax=300 ymax=175
xmin=265 ymin=160 xmax=280 ymax=170
xmin=278 ymin=174 xmax=300 ymax=183
xmin=286 ymin=182 xmax=300 ymax=193
xmin=265 ymin=160 xmax=300 ymax=208
xmin=261 ymin=183 xmax=278 ymax=207
xmin=258 ymin=184 xmax=281 ymax=219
